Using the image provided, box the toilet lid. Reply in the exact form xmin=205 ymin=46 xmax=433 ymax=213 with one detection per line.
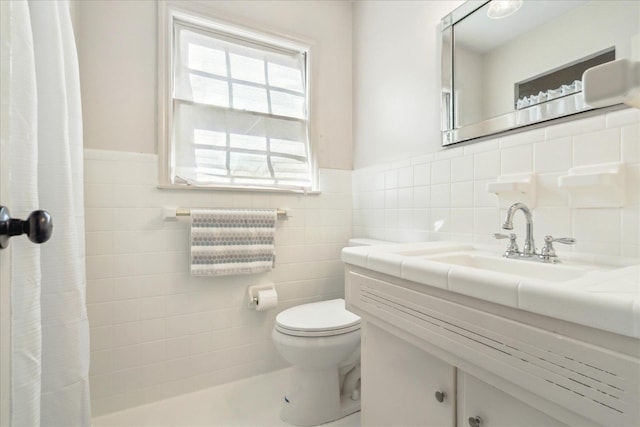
xmin=275 ymin=299 xmax=360 ymax=336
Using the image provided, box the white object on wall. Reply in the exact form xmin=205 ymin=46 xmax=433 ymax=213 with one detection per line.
xmin=248 ymin=284 xmax=278 ymax=311
xmin=558 ymin=162 xmax=626 ymax=208
xmin=162 ymin=206 xmax=179 ymax=221
xmin=583 ymin=59 xmax=640 ymax=109
xmin=486 ymin=173 xmax=536 ymax=208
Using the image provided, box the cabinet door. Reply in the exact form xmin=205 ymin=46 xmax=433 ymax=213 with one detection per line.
xmin=362 ymin=322 xmax=455 ymax=427
xmin=457 ymin=372 xmax=567 ymax=427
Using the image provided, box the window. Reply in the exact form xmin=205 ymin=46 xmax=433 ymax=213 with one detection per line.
xmin=159 ymin=4 xmax=315 ymax=191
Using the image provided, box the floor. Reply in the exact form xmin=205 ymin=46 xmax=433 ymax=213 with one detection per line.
xmin=92 ymin=368 xmax=361 ymax=427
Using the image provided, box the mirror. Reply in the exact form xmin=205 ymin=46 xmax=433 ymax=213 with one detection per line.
xmin=441 ymin=0 xmax=640 ymax=146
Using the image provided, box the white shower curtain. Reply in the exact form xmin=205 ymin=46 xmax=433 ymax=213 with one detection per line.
xmin=5 ymin=0 xmax=91 ymax=425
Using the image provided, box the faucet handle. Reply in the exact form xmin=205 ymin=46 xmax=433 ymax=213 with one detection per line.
xmin=494 ymin=233 xmax=519 ymax=256
xmin=544 ymin=236 xmax=576 ymax=245
xmin=539 ymin=235 xmax=575 ymax=262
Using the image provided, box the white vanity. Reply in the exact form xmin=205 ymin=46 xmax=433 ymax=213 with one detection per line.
xmin=342 ymin=242 xmax=639 ymax=427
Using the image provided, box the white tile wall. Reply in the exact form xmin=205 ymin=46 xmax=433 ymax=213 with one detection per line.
xmin=84 ymin=149 xmax=352 ymax=416
xmin=352 ymin=108 xmax=640 ymax=258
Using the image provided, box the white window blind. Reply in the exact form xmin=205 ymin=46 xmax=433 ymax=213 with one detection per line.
xmin=170 ymin=21 xmax=313 ymax=190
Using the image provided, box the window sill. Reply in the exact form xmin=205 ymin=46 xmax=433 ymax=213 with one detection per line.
xmin=157 ymin=183 xmax=321 ymax=195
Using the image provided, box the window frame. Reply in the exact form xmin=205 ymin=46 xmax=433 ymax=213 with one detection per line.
xmin=158 ymin=1 xmax=318 ymax=192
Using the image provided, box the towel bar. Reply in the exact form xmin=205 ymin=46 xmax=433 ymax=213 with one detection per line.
xmin=163 ymin=207 xmax=288 ymax=220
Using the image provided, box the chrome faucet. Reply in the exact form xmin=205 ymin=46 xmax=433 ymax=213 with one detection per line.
xmin=496 ymin=202 xmax=576 ymax=263
xmin=502 ymin=203 xmax=535 ymax=256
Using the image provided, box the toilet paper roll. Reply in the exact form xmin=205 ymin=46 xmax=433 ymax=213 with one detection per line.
xmin=256 ymin=288 xmax=278 ymax=311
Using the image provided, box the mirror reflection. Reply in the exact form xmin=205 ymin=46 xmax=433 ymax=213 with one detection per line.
xmin=442 ymin=0 xmax=640 ymax=146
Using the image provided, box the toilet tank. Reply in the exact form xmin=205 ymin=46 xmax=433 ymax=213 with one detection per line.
xmin=347 ymin=238 xmax=393 ymax=247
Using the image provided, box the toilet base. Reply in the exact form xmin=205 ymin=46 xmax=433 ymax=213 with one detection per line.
xmin=337 ymin=394 xmax=361 ymax=420
xmin=279 ymin=366 xmax=361 ymax=426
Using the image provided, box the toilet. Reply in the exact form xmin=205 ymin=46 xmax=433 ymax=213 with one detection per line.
xmin=272 ymin=298 xmax=362 ymax=426
xmin=272 ymin=239 xmax=391 ymax=426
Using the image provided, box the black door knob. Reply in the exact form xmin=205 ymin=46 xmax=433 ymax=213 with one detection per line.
xmin=0 ymin=206 xmax=53 ymax=249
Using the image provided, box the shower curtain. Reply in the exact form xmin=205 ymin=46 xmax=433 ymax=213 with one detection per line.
xmin=5 ymin=0 xmax=91 ymax=425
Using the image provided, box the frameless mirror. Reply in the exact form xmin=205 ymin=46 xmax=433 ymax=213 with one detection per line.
xmin=441 ymin=0 xmax=640 ymax=146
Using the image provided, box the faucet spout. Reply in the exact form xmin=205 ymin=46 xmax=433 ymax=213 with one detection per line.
xmin=502 ymin=203 xmax=535 ymax=256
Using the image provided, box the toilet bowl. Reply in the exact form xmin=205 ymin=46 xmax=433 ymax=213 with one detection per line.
xmin=272 ymin=298 xmax=361 ymax=426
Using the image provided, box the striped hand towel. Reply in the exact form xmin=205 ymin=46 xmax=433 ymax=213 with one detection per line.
xmin=190 ymin=209 xmax=276 ymax=276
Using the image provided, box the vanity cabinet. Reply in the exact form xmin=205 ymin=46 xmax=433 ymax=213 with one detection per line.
xmin=362 ymin=320 xmax=567 ymax=427
xmin=346 ymin=267 xmax=638 ymax=427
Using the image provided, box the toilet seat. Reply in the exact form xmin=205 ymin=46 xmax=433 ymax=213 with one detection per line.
xmin=275 ymin=299 xmax=361 ymax=337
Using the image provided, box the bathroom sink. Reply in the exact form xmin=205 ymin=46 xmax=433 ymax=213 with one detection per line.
xmin=388 ymin=243 xmax=473 ymax=257
xmin=346 ymin=241 xmax=626 ymax=285
xmin=426 ymin=252 xmax=588 ymax=282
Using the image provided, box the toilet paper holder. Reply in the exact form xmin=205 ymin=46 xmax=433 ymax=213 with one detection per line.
xmin=247 ymin=284 xmax=277 ymax=309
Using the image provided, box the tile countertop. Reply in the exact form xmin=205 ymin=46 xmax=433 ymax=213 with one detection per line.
xmin=342 ymin=241 xmax=640 ymax=339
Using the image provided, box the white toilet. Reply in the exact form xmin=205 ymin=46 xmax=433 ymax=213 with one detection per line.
xmin=272 ymin=298 xmax=361 ymax=426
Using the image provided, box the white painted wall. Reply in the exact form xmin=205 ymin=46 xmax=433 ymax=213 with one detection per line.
xmin=78 ymin=0 xmax=353 ymax=170
xmin=353 ymin=0 xmax=639 ymax=167
xmin=352 ymin=1 xmax=640 ymax=259
xmin=352 ymin=0 xmax=464 ymax=169
xmin=78 ymin=0 xmax=157 ymax=155
xmin=85 ymin=150 xmax=352 ymax=415
xmin=78 ymin=0 xmax=354 ymax=416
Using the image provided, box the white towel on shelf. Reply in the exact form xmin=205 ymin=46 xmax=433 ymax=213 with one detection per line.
xmin=190 ymin=209 xmax=277 ymax=276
